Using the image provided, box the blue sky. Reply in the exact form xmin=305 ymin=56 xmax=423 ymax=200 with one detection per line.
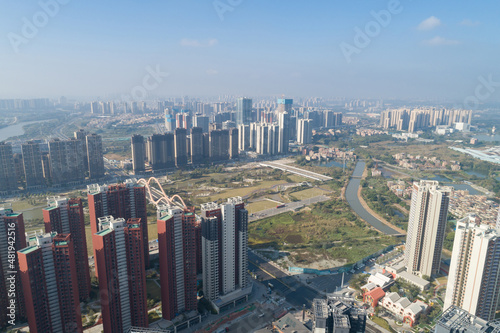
xmin=0 ymin=0 xmax=499 ymax=101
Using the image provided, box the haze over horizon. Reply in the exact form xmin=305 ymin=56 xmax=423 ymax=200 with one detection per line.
xmin=1 ymin=0 xmax=500 ymax=102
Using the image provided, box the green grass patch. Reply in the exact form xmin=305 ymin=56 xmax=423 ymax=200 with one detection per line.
xmin=290 ymin=187 xmax=329 ymax=200
xmin=146 ymin=279 xmax=162 ymax=300
xmin=371 ymin=316 xmax=396 ymax=333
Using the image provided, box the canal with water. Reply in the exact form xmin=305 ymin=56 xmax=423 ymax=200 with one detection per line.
xmin=345 ymin=161 xmax=401 ymax=235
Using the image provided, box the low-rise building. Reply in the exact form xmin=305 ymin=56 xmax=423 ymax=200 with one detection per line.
xmin=380 ymin=292 xmax=428 ymax=327
xmin=363 ymin=287 xmax=385 ymax=308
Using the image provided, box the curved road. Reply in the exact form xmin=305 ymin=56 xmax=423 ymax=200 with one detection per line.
xmin=345 ymin=161 xmax=401 ymax=235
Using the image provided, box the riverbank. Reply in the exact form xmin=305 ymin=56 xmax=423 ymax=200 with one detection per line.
xmin=357 ymin=165 xmax=406 ymax=235
xmin=345 ymin=161 xmax=402 ymax=235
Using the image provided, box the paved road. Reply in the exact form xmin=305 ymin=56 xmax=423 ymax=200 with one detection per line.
xmin=260 ymin=162 xmax=333 ymax=181
xmin=249 ymin=195 xmax=330 ymax=222
xmin=345 ymin=161 xmax=401 ymax=235
xmin=225 ymin=311 xmax=274 ymax=332
xmin=248 ymin=252 xmax=321 ymax=308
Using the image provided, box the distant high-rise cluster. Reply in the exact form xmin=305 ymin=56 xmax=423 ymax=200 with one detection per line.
xmin=131 ymin=127 xmax=239 ymax=173
xmin=0 ymin=130 xmax=104 ymax=194
xmin=0 ymin=99 xmax=51 ymax=110
xmin=129 ymin=97 xmax=343 ymax=173
xmin=380 ymin=108 xmax=472 ymax=132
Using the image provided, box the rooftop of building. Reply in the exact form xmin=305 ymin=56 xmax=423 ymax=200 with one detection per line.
xmin=158 ymin=214 xmax=172 ymax=221
xmin=273 ymin=313 xmax=311 ymax=333
xmin=333 ymin=314 xmax=351 ymax=329
xmin=397 ymin=270 xmax=431 ymax=289
xmin=436 ymin=306 xmax=500 ymax=333
xmin=18 ymin=245 xmax=39 ymax=254
xmin=96 ymin=228 xmax=113 ymax=237
xmin=364 ymin=287 xmax=385 ymax=300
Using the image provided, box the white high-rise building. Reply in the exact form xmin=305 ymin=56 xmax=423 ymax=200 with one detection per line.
xmin=278 ymin=112 xmax=290 ymax=154
xmin=297 ymin=119 xmax=312 ymax=144
xmin=255 ymin=124 xmax=269 ymax=155
xmin=444 ymin=215 xmax=500 ymax=321
xmin=404 ymin=180 xmax=451 ymax=277
xmin=238 ymin=124 xmax=250 ymax=151
xmin=201 ymin=197 xmax=250 ymax=313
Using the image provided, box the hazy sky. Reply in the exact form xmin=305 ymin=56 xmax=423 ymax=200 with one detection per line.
xmin=1 ymin=0 xmax=499 ymax=101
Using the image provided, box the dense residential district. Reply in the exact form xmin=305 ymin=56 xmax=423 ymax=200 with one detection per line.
xmin=2 ymin=97 xmax=500 ymax=333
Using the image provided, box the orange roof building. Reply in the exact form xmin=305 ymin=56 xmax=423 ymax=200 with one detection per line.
xmin=363 ymin=287 xmax=386 ymax=308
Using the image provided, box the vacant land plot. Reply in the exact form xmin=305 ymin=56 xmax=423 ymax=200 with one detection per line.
xmin=246 ymin=200 xmax=280 ymax=214
xmin=208 ymin=180 xmax=287 ymax=202
xmin=249 ymin=200 xmax=400 ymax=267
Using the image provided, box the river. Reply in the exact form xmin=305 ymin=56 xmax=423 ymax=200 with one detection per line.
xmin=0 ymin=120 xmax=51 ymax=141
xmin=345 ymin=161 xmax=401 ymax=235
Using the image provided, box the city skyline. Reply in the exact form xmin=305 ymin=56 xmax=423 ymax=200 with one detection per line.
xmin=0 ymin=1 xmax=499 ymax=101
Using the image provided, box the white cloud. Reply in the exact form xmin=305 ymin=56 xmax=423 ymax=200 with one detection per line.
xmin=460 ymin=19 xmax=480 ymax=27
xmin=417 ymin=16 xmax=442 ymax=31
xmin=423 ymin=36 xmax=461 ymax=46
xmin=180 ymin=38 xmax=218 ymax=47
xmin=206 ymin=69 xmax=218 ymax=75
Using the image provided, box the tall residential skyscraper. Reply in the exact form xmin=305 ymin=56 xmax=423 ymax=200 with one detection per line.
xmin=86 ymin=133 xmax=105 ymax=179
xmin=43 ymin=197 xmax=91 ymax=300
xmin=157 ymin=205 xmax=197 ymax=320
xmin=193 ymin=114 xmax=210 ymax=133
xmin=444 ymin=215 xmax=500 ymax=321
xmin=238 ymin=124 xmax=250 ymax=151
xmin=404 ymin=180 xmax=451 ymax=277
xmin=93 ymin=217 xmax=148 ymax=333
xmin=297 ymin=119 xmax=312 ymax=144
xmin=48 ymin=138 xmax=86 ymax=185
xmin=236 ymin=98 xmax=252 ymax=125
xmin=0 ymin=208 xmax=26 ymax=324
xmin=209 ymin=129 xmax=230 ymax=162
xmin=87 ymin=180 xmax=148 ymax=269
xmin=190 ymin=127 xmax=204 ymax=165
xmin=0 ymin=142 xmax=17 ymax=193
xmin=255 ymin=124 xmax=269 ymax=155
xmin=131 ymin=134 xmax=146 ymax=174
xmin=229 ymin=128 xmax=239 ymax=159
xmin=174 ymin=127 xmax=188 ymax=167
xmin=18 ymin=233 xmax=82 ymax=333
xmin=277 ymin=98 xmax=293 ymax=114
xmin=22 ymin=141 xmax=45 ymax=188
xmin=278 ymin=112 xmax=290 ymax=154
xmin=74 ymin=129 xmax=89 ymax=170
xmin=165 ymin=112 xmax=176 ymax=132
xmin=146 ymin=133 xmax=176 ymax=170
xmin=201 ymin=197 xmax=250 ymax=313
